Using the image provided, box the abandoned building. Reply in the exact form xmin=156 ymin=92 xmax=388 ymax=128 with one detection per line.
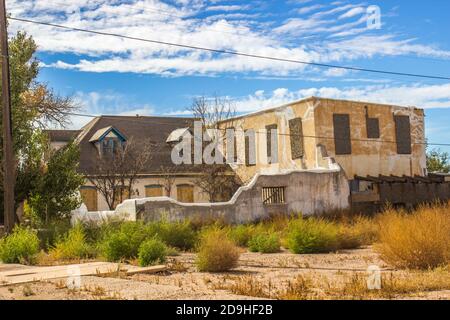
xmin=47 ymin=116 xmax=228 ymax=211
xmin=47 ymin=96 xmax=450 ymax=221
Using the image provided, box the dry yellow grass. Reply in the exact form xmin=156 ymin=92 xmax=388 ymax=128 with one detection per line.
xmin=375 ymin=204 xmax=450 ymax=269
xmin=338 ymin=268 xmax=450 ymax=299
xmin=196 ymin=229 xmax=240 ymax=272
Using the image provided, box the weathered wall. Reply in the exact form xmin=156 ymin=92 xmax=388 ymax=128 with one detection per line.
xmin=129 ymin=169 xmax=350 ymax=224
xmin=220 ymin=98 xmax=319 ymax=183
xmin=220 ymin=97 xmax=426 ymax=182
xmin=313 ymin=98 xmax=426 ymax=178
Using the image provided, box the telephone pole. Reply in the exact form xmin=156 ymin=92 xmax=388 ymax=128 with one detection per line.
xmin=0 ymin=0 xmax=15 ymax=233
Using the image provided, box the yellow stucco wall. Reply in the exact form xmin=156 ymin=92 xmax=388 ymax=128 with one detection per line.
xmin=220 ymin=98 xmax=318 ymax=182
xmin=220 ymin=97 xmax=426 ymax=182
xmin=313 ymin=98 xmax=426 ymax=179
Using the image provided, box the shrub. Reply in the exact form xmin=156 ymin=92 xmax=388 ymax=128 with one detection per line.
xmin=100 ymin=221 xmax=152 ymax=261
xmin=155 ymin=219 xmax=197 ymax=251
xmin=138 ymin=238 xmax=167 ymax=266
xmin=228 ymin=224 xmax=256 ymax=247
xmin=0 ymin=226 xmax=40 ymax=264
xmin=286 ymin=217 xmax=338 ymax=254
xmin=50 ymin=224 xmax=92 ymax=260
xmin=248 ymin=232 xmax=280 ymax=253
xmin=376 ymin=205 xmax=450 ymax=269
xmin=196 ymin=229 xmax=240 ymax=272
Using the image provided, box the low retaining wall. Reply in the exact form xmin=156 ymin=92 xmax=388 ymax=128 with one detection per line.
xmin=137 ymin=169 xmax=349 ymax=224
xmin=72 ymin=169 xmax=350 ymax=225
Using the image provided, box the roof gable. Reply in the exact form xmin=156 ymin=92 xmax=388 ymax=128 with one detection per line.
xmin=89 ymin=126 xmax=127 ymax=143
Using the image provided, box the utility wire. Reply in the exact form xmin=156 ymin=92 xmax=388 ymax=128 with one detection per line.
xmin=8 ymin=16 xmax=450 ymax=81
xmin=58 ymin=111 xmax=450 ymax=147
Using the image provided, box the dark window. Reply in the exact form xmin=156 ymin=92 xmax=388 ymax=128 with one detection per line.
xmin=266 ymin=124 xmax=278 ymax=163
xmin=245 ymin=133 xmax=255 ymax=166
xmin=333 ymin=114 xmax=352 ymax=155
xmin=394 ymin=115 xmax=411 ymax=154
xmin=366 ymin=117 xmax=380 ymax=139
xmin=262 ymin=187 xmax=285 ymax=204
xmin=289 ymin=117 xmax=304 ymax=159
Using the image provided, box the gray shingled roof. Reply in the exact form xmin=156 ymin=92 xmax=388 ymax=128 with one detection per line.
xmin=72 ymin=115 xmax=230 ymax=175
xmin=44 ymin=129 xmax=81 ymax=142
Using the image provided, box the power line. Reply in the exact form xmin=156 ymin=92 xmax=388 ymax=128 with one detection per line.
xmin=59 ymin=111 xmax=450 ymax=147
xmin=8 ymin=16 xmax=450 ymax=81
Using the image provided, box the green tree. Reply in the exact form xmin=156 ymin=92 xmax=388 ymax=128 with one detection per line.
xmin=28 ymin=142 xmax=85 ymax=224
xmin=426 ymin=148 xmax=450 ymax=173
xmin=0 ymin=31 xmax=80 ymax=223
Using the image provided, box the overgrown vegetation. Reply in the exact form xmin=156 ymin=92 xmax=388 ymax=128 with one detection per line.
xmin=248 ymin=232 xmax=280 ymax=253
xmin=49 ymin=224 xmax=92 ymax=260
xmin=138 ymin=238 xmax=168 ymax=267
xmin=0 ymin=226 xmax=40 ymax=264
xmin=152 ymin=219 xmax=197 ymax=250
xmin=285 ymin=217 xmax=339 ymax=254
xmin=228 ymin=224 xmax=255 ymax=247
xmin=196 ymin=229 xmax=240 ymax=272
xmin=376 ymin=204 xmax=450 ymax=269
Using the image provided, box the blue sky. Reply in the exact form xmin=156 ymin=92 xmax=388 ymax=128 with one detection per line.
xmin=6 ymin=0 xmax=450 ymax=151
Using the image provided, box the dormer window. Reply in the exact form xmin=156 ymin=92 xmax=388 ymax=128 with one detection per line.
xmin=102 ymin=137 xmax=120 ymax=155
xmin=89 ymin=126 xmax=127 ymax=157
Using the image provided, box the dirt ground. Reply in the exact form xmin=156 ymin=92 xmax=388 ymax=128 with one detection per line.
xmin=0 ymin=246 xmax=449 ymax=300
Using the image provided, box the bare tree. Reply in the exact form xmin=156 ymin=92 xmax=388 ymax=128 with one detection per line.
xmin=195 ymin=165 xmax=241 ymax=202
xmin=189 ymin=95 xmax=236 ymax=129
xmin=157 ymin=165 xmax=178 ymax=197
xmin=188 ymin=95 xmax=241 ymax=202
xmin=88 ymin=138 xmax=153 ymax=210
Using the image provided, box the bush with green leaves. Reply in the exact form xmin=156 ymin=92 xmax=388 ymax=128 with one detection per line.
xmin=286 ymin=218 xmax=339 ymax=254
xmin=50 ymin=224 xmax=92 ymax=260
xmin=228 ymin=224 xmax=256 ymax=247
xmin=0 ymin=226 xmax=40 ymax=264
xmin=101 ymin=221 xmax=151 ymax=261
xmin=152 ymin=219 xmax=197 ymax=250
xmin=138 ymin=238 xmax=168 ymax=266
xmin=248 ymin=232 xmax=281 ymax=253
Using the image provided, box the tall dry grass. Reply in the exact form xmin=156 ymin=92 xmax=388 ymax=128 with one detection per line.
xmin=376 ymin=203 xmax=450 ymax=269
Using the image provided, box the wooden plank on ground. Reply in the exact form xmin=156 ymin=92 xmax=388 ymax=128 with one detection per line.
xmin=125 ymin=265 xmax=166 ymax=275
xmin=0 ymin=262 xmax=165 ymax=286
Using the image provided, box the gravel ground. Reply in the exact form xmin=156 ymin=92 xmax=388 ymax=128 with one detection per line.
xmin=0 ymin=247 xmax=448 ymax=300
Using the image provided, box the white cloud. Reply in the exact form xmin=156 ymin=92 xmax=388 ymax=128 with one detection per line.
xmin=338 ymin=7 xmax=365 ymax=19
xmin=231 ymin=83 xmax=450 ymax=113
xmin=6 ymin=0 xmax=450 ymax=77
xmin=61 ymin=90 xmax=155 ymax=129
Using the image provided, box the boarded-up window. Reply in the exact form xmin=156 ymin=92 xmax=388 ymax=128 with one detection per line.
xmin=228 ymin=127 xmax=238 ymax=163
xmin=333 ymin=114 xmax=351 ymax=155
xmin=245 ymin=131 xmax=256 ymax=166
xmin=266 ymin=124 xmax=278 ymax=163
xmin=177 ymin=184 xmax=194 ymax=203
xmin=289 ymin=117 xmax=304 ymax=159
xmin=80 ymin=186 xmax=97 ymax=211
xmin=394 ymin=115 xmax=411 ymax=154
xmin=366 ymin=117 xmax=380 ymax=139
xmin=262 ymin=187 xmax=285 ymax=204
xmin=145 ymin=185 xmax=163 ymax=197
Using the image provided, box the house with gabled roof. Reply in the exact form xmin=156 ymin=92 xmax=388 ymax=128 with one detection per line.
xmin=46 ymin=115 xmax=234 ymax=211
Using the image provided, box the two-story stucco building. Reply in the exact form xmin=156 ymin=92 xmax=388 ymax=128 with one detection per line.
xmin=218 ymin=96 xmax=426 ymax=184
